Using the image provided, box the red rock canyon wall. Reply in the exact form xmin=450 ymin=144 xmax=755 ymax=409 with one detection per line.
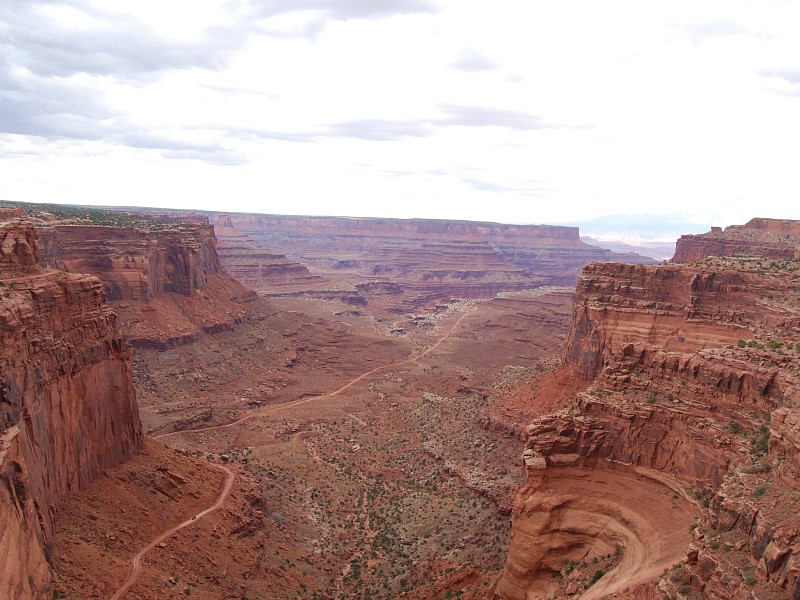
xmin=1 ymin=220 xmax=142 ymax=599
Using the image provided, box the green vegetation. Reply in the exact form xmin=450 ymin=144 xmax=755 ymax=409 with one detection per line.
xmin=0 ymin=199 xmax=184 ymax=230
xmin=693 ymin=487 xmax=714 ymax=508
xmin=0 ymin=281 xmax=15 ymax=299
xmin=750 ymin=422 xmax=770 ymax=459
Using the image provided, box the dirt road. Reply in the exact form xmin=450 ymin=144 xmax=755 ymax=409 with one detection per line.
xmin=110 ymin=465 xmax=235 ymax=600
xmin=155 ymin=305 xmax=474 ymax=440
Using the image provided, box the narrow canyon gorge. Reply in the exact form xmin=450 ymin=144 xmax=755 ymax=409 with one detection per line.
xmin=2 ymin=202 xmax=799 ymax=600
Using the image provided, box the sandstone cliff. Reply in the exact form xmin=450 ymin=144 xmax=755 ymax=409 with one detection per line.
xmin=37 ymin=223 xmax=265 ymax=348
xmin=38 ymin=223 xmax=222 ymax=301
xmin=495 ymin=219 xmax=800 ymax=599
xmin=674 ymin=217 xmax=800 ymax=263
xmin=215 ymin=240 xmax=323 ymax=293
xmin=1 ymin=220 xmax=142 ymax=599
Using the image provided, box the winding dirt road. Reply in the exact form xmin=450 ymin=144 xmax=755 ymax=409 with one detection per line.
xmin=110 ymin=465 xmax=235 ymax=600
xmin=155 ymin=305 xmax=474 ymax=441
xmin=115 ymin=307 xmax=471 ymax=596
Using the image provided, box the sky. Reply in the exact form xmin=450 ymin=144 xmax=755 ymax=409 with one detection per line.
xmin=1 ymin=0 xmax=799 ymax=227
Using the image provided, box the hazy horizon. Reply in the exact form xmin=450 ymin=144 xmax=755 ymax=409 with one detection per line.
xmin=2 ymin=1 xmax=799 ymax=225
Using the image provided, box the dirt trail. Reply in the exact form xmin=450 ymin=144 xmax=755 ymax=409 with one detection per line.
xmin=155 ymin=306 xmax=474 ymax=441
xmin=109 ymin=465 xmax=235 ymax=600
xmin=501 ymin=467 xmax=698 ymax=599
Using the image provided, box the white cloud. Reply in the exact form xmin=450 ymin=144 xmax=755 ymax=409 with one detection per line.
xmin=449 ymin=48 xmax=499 ymax=73
xmin=1 ymin=0 xmax=799 ymax=224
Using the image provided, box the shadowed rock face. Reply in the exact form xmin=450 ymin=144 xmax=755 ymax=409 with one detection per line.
xmin=495 ymin=218 xmax=800 ymax=599
xmin=37 ymin=224 xmax=222 ymax=301
xmin=210 ymin=214 xmax=656 ymax=312
xmin=1 ymin=220 xmax=142 ymax=599
xmin=36 ymin=223 xmax=268 ymax=349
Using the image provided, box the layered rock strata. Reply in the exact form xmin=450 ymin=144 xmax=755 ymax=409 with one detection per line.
xmin=37 ymin=223 xmax=263 ymax=348
xmin=495 ymin=219 xmax=800 ymax=599
xmin=1 ymin=220 xmax=142 ymax=599
xmin=215 ymin=241 xmax=323 ymax=293
xmin=38 ymin=223 xmax=222 ymax=301
xmin=210 ymin=214 xmax=656 ymax=311
xmin=674 ymin=217 xmax=800 ymax=263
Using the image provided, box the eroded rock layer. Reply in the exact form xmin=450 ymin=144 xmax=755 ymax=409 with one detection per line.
xmin=210 ymin=214 xmax=656 ymax=311
xmin=37 ymin=223 xmax=266 ymax=348
xmin=1 ymin=220 xmax=142 ymax=599
xmin=495 ymin=218 xmax=800 ymax=599
xmin=38 ymin=223 xmax=222 ymax=301
xmin=674 ymin=217 xmax=800 ymax=263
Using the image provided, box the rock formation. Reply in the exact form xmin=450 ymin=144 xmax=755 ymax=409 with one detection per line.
xmin=495 ymin=218 xmax=800 ymax=599
xmin=216 ymin=241 xmax=323 ymax=293
xmin=37 ymin=222 xmax=265 ymax=348
xmin=210 ymin=214 xmax=656 ymax=312
xmin=674 ymin=217 xmax=800 ymax=263
xmin=1 ymin=219 xmax=142 ymax=599
xmin=38 ymin=223 xmax=222 ymax=301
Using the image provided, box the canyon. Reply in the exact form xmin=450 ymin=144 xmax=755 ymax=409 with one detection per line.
xmin=207 ymin=213 xmax=655 ymax=312
xmin=495 ymin=219 xmax=800 ymax=598
xmin=2 ymin=201 xmax=799 ymax=600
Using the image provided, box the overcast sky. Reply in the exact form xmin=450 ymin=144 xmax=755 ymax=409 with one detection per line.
xmin=1 ymin=0 xmax=799 ymax=226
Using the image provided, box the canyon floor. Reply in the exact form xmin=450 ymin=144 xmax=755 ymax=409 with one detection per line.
xmin=54 ymin=290 xmax=580 ymax=599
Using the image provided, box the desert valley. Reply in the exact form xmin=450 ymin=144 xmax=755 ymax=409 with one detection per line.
xmin=2 ymin=201 xmax=800 ymax=600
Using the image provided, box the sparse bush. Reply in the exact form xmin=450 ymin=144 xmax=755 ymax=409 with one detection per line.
xmin=590 ymin=569 xmax=605 ymax=585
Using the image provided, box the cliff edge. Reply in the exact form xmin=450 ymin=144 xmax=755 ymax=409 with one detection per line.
xmin=37 ymin=222 xmax=264 ymax=349
xmin=1 ymin=219 xmax=142 ymax=599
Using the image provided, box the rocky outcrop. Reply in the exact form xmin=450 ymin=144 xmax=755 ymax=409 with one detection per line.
xmin=0 ymin=207 xmax=28 ymax=221
xmin=0 ymin=219 xmax=39 ymax=278
xmin=1 ymin=220 xmax=141 ymax=599
xmin=563 ymin=261 xmax=793 ymax=379
xmin=210 ymin=214 xmax=656 ymax=311
xmin=38 ymin=223 xmax=222 ymax=301
xmin=37 ymin=223 xmax=266 ymax=348
xmin=495 ymin=219 xmax=800 ymax=599
xmin=674 ymin=218 xmax=800 ymax=262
